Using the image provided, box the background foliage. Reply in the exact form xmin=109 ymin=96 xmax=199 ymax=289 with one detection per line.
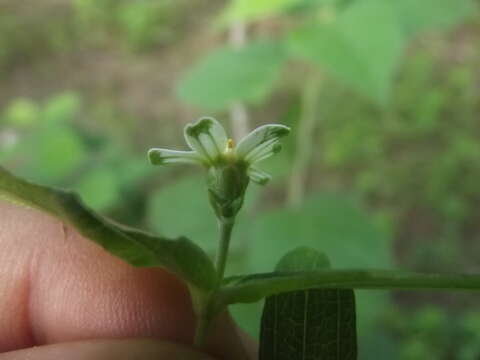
xmin=1 ymin=0 xmax=479 ymax=358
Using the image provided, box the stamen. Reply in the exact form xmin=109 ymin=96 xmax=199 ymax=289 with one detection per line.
xmin=227 ymin=138 xmax=235 ymax=150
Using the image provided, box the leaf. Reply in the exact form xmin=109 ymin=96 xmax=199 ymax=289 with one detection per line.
xmin=3 ymin=98 xmax=39 ymax=126
xmin=21 ymin=126 xmax=88 ymax=183
xmin=259 ymin=247 xmax=357 ymax=360
xmin=248 ymin=192 xmax=393 ymax=273
xmin=74 ymin=168 xmax=120 ymax=211
xmin=147 ymin=176 xmax=217 ymax=252
xmin=288 ymin=0 xmax=405 ymax=104
xmin=42 ymin=92 xmax=81 ymax=125
xmin=0 ymin=166 xmax=216 ymax=291
xmin=219 ymin=0 xmax=302 ymax=23
xmin=392 ymin=0 xmax=475 ymax=35
xmin=232 ymin=192 xmax=392 ymax=343
xmin=177 ymin=41 xmax=287 ymax=110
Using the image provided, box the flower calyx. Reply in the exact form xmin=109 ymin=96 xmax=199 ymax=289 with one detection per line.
xmin=148 ymin=117 xmax=290 ymax=219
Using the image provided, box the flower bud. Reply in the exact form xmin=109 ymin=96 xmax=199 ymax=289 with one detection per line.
xmin=206 ymin=161 xmax=250 ymax=221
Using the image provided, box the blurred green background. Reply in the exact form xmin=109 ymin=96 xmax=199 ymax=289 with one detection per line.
xmin=1 ymin=0 xmax=479 ymax=358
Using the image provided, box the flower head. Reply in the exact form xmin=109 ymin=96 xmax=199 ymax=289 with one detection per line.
xmin=148 ymin=117 xmax=290 ymax=219
xmin=148 ymin=117 xmax=290 ymax=184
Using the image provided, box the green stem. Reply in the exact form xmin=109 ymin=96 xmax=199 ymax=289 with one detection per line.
xmin=220 ymin=269 xmax=480 ymax=305
xmin=194 ymin=308 xmax=210 ymax=346
xmin=287 ymin=72 xmax=322 ymax=207
xmin=215 ymin=219 xmax=235 ymax=283
xmin=193 ymin=219 xmax=235 ymax=347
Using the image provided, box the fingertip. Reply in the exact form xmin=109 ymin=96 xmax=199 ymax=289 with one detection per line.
xmin=204 ymin=312 xmax=258 ymax=360
xmin=1 ymin=339 xmax=215 ymax=360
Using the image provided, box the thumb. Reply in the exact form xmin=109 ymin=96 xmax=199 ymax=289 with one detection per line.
xmin=0 ymin=338 xmax=214 ymax=360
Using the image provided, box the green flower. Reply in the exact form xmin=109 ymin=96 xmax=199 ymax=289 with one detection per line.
xmin=149 ymin=117 xmax=290 ymax=184
xmin=148 ymin=117 xmax=290 ymax=219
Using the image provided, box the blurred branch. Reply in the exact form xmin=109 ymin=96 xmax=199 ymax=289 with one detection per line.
xmin=287 ymin=72 xmax=322 ymax=207
xmin=228 ymin=21 xmax=249 ymax=140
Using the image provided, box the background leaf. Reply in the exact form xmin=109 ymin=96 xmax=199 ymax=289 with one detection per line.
xmin=177 ymin=41 xmax=287 ymax=110
xmin=248 ymin=192 xmax=392 ymax=272
xmin=220 ymin=0 xmax=302 ymax=23
xmin=147 ymin=176 xmax=217 ymax=251
xmin=74 ymin=168 xmax=120 ymax=211
xmin=231 ymin=192 xmax=391 ymax=356
xmin=288 ymin=0 xmax=405 ymax=104
xmin=23 ymin=126 xmax=88 ymax=183
xmin=260 ymin=247 xmax=357 ymax=360
xmin=392 ymin=0 xmax=475 ymax=35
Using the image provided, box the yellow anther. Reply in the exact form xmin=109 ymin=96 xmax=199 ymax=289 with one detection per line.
xmin=227 ymin=138 xmax=235 ymax=149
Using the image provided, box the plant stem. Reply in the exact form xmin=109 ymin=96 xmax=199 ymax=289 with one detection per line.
xmin=287 ymin=72 xmax=322 ymax=207
xmin=215 ymin=219 xmax=235 ymax=283
xmin=220 ymin=269 xmax=480 ymax=305
xmin=194 ymin=308 xmax=210 ymax=346
xmin=193 ymin=219 xmax=235 ymax=347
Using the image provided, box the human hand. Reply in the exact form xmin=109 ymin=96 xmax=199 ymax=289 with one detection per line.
xmin=0 ymin=201 xmax=256 ymax=359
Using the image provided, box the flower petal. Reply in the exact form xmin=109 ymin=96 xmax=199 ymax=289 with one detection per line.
xmin=184 ymin=117 xmax=228 ymax=161
xmin=248 ymin=167 xmax=272 ymax=185
xmin=244 ymin=140 xmax=283 ymax=164
xmin=148 ymin=148 xmax=203 ymax=165
xmin=236 ymin=124 xmax=290 ymax=162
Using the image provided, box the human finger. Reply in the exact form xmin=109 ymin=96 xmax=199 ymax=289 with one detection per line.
xmin=0 ymin=201 xmax=256 ymax=359
xmin=0 ymin=338 xmax=214 ymax=360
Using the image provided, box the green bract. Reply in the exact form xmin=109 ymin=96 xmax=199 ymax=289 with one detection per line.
xmin=148 ymin=117 xmax=290 ymax=219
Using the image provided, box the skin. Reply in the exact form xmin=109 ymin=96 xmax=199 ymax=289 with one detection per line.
xmin=0 ymin=201 xmax=256 ymax=359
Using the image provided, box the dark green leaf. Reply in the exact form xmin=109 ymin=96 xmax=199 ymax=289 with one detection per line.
xmin=0 ymin=166 xmax=216 ymax=291
xmin=259 ymin=248 xmax=357 ymax=360
xmin=177 ymin=41 xmax=286 ymax=110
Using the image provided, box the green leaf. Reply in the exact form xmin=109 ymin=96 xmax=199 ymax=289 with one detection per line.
xmin=147 ymin=176 xmax=217 ymax=252
xmin=42 ymin=92 xmax=81 ymax=125
xmin=177 ymin=41 xmax=286 ymax=110
xmin=20 ymin=126 xmax=88 ymax=183
xmin=232 ymin=192 xmax=391 ymax=342
xmin=248 ymin=192 xmax=392 ymax=272
xmin=260 ymin=247 xmax=357 ymax=359
xmin=392 ymin=0 xmax=475 ymax=35
xmin=275 ymin=247 xmax=331 ymax=271
xmin=288 ymin=0 xmax=405 ymax=104
xmin=74 ymin=168 xmax=120 ymax=211
xmin=219 ymin=0 xmax=302 ymax=23
xmin=0 ymin=166 xmax=216 ymax=291
xmin=3 ymin=98 xmax=39 ymax=126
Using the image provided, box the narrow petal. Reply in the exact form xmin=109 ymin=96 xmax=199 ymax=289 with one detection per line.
xmin=244 ymin=140 xmax=283 ymax=164
xmin=148 ymin=148 xmax=203 ymax=165
xmin=184 ymin=117 xmax=228 ymax=161
xmin=236 ymin=124 xmax=290 ymax=162
xmin=248 ymin=167 xmax=272 ymax=185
